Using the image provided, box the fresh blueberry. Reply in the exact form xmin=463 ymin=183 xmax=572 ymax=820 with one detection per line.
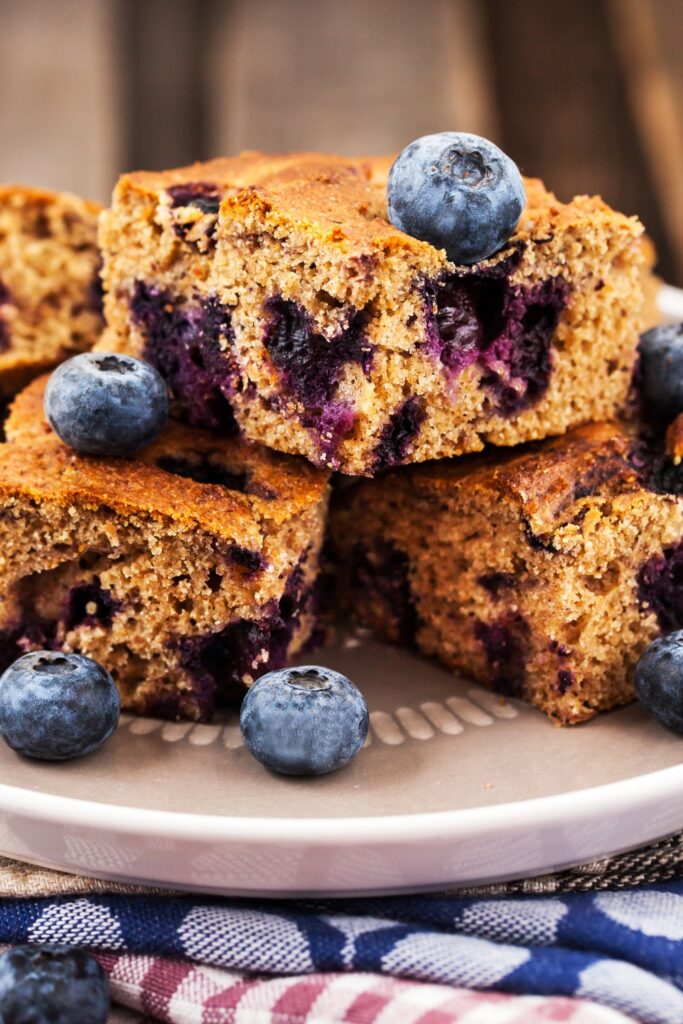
xmin=240 ymin=665 xmax=369 ymax=775
xmin=0 ymin=944 xmax=109 ymax=1024
xmin=387 ymin=132 xmax=526 ymax=265
xmin=638 ymin=323 xmax=683 ymax=425
xmin=44 ymin=352 xmax=169 ymax=456
xmin=0 ymin=651 xmax=120 ymax=760
xmin=635 ymin=631 xmax=683 ymax=732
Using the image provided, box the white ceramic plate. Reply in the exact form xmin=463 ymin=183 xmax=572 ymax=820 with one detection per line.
xmin=1 ymin=285 xmax=683 ymax=898
xmin=0 ymin=629 xmax=681 ymax=897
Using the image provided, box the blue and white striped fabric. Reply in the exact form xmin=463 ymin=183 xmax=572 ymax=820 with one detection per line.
xmin=1 ymin=882 xmax=683 ymax=1024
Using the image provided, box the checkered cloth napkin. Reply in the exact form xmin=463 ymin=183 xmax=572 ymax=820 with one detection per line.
xmin=1 ymin=832 xmax=683 ymax=1024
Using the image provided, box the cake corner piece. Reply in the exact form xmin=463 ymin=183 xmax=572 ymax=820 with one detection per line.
xmin=98 ymin=151 xmax=644 ymax=476
xmin=0 ymin=376 xmax=330 ymax=721
xmin=330 ymin=423 xmax=683 ymax=724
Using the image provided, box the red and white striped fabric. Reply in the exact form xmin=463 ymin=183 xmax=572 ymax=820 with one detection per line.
xmin=96 ymin=952 xmax=635 ymax=1023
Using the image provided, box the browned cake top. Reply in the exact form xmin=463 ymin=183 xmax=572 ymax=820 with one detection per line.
xmin=0 ymin=184 xmax=101 ymax=218
xmin=353 ymin=423 xmax=662 ymax=541
xmin=3 ymin=376 xmax=329 ymax=539
xmin=113 ymin=151 xmax=640 ymax=266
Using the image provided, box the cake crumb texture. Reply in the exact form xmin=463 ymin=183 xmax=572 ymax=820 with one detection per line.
xmin=99 ymin=152 xmax=644 ymax=475
xmin=330 ymin=423 xmax=683 ymax=724
xmin=0 ymin=186 xmax=103 ymax=397
xmin=0 ymin=377 xmax=329 ymax=721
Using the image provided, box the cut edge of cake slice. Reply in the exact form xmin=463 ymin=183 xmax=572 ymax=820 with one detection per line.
xmin=0 ymin=185 xmax=103 ymax=400
xmin=0 ymin=376 xmax=330 ymax=721
xmin=329 ymin=422 xmax=683 ymax=724
xmin=98 ymin=151 xmax=644 ymax=476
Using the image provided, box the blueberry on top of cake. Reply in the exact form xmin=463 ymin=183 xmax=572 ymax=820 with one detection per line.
xmin=386 ymin=132 xmax=526 ymax=264
xmin=0 ymin=376 xmax=329 ymax=722
xmin=99 ymin=146 xmax=644 ymax=475
xmin=44 ymin=352 xmax=169 ymax=457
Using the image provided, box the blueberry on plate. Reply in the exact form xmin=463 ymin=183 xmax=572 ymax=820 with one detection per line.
xmin=0 ymin=945 xmax=109 ymax=1024
xmin=638 ymin=323 xmax=683 ymax=425
xmin=387 ymin=131 xmax=526 ymax=265
xmin=0 ymin=651 xmax=120 ymax=760
xmin=635 ymin=631 xmax=683 ymax=733
xmin=240 ymin=665 xmax=369 ymax=775
xmin=44 ymin=351 xmax=168 ymax=456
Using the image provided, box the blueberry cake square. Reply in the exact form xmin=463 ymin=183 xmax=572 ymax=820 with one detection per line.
xmin=0 ymin=377 xmax=329 ymax=721
xmin=330 ymin=423 xmax=683 ymax=724
xmin=0 ymin=186 xmax=103 ymax=399
xmin=98 ymin=152 xmax=644 ymax=475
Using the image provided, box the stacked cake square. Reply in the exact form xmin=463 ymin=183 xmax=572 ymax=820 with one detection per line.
xmin=0 ymin=376 xmax=328 ymax=721
xmin=99 ymin=155 xmax=642 ymax=475
xmin=1 ymin=144 xmax=676 ymax=724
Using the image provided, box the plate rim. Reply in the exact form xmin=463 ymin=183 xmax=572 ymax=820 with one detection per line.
xmin=6 ymin=281 xmax=683 ymax=886
xmin=1 ymin=758 xmax=681 ymax=844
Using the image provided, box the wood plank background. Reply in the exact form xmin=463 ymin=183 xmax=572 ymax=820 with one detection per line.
xmin=0 ymin=0 xmax=682 ymax=282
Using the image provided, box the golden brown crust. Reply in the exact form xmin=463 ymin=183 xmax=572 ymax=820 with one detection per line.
xmin=115 ymin=152 xmax=640 ymax=269
xmin=4 ymin=376 xmax=330 ymax=539
xmin=101 ymin=150 xmax=644 ymax=475
xmin=0 ymin=375 xmax=329 ymax=722
xmin=0 ymin=184 xmax=101 ymax=218
xmin=4 ymin=375 xmax=54 ymax=442
xmin=330 ymin=422 xmax=683 ymax=725
xmin=353 ymin=422 xmax=642 ymax=541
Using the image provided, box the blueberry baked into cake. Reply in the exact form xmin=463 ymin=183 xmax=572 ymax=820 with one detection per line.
xmin=99 ymin=146 xmax=644 ymax=475
xmin=330 ymin=422 xmax=683 ymax=725
xmin=1 ymin=130 xmax=680 ymax=752
xmin=0 ymin=186 xmax=103 ymax=400
xmin=0 ymin=375 xmax=328 ymax=721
